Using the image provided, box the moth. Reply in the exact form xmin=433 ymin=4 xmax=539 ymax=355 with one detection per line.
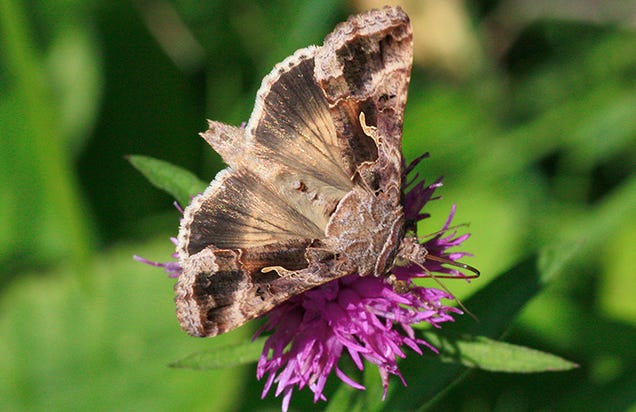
xmin=176 ymin=6 xmax=473 ymax=337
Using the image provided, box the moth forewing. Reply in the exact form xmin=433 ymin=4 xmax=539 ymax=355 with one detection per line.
xmin=175 ymin=6 xmax=414 ymax=337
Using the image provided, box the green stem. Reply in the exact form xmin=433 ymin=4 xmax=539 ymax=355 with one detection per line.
xmin=0 ymin=0 xmax=94 ymax=277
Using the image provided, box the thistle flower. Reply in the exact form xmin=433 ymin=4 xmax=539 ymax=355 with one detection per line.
xmin=136 ymin=156 xmax=473 ymax=412
xmin=253 ymin=156 xmax=471 ymax=410
xmin=133 ymin=236 xmax=182 ymax=278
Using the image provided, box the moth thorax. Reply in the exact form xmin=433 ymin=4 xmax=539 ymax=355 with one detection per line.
xmin=395 ymin=235 xmax=428 ymax=267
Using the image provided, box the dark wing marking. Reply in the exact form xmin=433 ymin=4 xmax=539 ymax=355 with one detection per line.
xmin=315 ymin=6 xmax=413 ymax=198
xmin=176 ymin=241 xmax=340 ymax=337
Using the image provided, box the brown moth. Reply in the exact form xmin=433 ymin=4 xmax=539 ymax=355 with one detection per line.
xmin=176 ymin=6 xmax=430 ymax=337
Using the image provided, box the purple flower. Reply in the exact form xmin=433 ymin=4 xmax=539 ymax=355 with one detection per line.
xmin=254 ymin=156 xmax=472 ymax=410
xmin=133 ymin=236 xmax=182 ymax=278
xmin=136 ymin=157 xmax=474 ymax=412
xmin=134 ymin=202 xmax=184 ymax=278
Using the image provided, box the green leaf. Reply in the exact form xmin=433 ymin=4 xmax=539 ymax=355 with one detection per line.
xmin=127 ymin=155 xmax=208 ymax=206
xmin=453 ymin=242 xmax=581 ymax=338
xmin=379 ymin=244 xmax=579 ymax=412
xmin=421 ymin=331 xmax=578 ymax=373
xmin=326 ymin=383 xmax=367 ymax=412
xmin=170 ymin=337 xmax=267 ymax=370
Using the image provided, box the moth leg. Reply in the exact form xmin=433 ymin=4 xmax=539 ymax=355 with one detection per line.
xmin=397 ymin=235 xmax=480 ymax=278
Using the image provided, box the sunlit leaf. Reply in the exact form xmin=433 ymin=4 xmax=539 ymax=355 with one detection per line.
xmin=128 ymin=155 xmax=207 ymax=206
xmin=422 ymin=331 xmax=578 ymax=372
xmin=170 ymin=337 xmax=267 ymax=370
xmin=380 ymin=243 xmax=579 ymax=411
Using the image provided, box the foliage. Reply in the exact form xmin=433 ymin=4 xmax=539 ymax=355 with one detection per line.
xmin=1 ymin=0 xmax=635 ymax=411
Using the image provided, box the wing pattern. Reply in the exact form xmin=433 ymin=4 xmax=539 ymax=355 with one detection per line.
xmin=175 ymin=6 xmax=413 ymax=337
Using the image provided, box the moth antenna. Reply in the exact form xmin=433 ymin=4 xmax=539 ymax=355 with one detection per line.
xmin=411 ymin=259 xmax=479 ymax=322
xmin=425 ymin=254 xmax=480 ymax=279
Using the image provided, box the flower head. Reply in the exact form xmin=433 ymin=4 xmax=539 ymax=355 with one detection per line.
xmin=136 ymin=157 xmax=474 ymax=412
xmin=254 ymin=156 xmax=473 ymax=410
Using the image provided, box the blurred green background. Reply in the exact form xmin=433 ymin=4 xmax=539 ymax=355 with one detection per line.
xmin=1 ymin=0 xmax=635 ymax=411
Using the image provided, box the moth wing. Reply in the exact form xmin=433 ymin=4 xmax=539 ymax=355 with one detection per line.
xmin=199 ymin=121 xmax=246 ymax=170
xmin=177 ymin=241 xmax=334 ymax=337
xmin=177 ymin=47 xmax=358 ymax=337
xmin=315 ymin=6 xmax=413 ymax=199
xmin=178 ymin=168 xmax=324 ymax=258
xmin=176 ymin=165 xmax=336 ymax=336
xmin=175 ymin=7 xmax=415 ymax=337
xmin=244 ymin=47 xmax=355 ymax=230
